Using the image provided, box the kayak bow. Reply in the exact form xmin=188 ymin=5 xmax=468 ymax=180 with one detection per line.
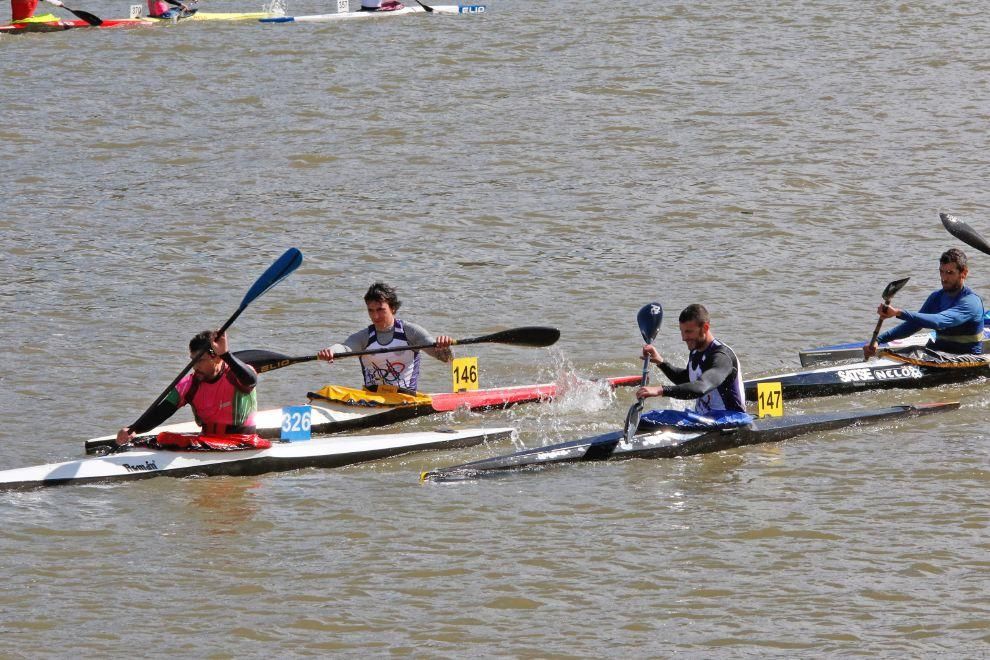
xmin=1 ymin=428 xmax=514 ymax=491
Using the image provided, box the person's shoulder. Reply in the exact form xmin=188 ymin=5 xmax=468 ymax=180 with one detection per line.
xmin=710 ymin=338 xmax=739 ymax=359
xmin=399 ymin=319 xmax=432 ymax=336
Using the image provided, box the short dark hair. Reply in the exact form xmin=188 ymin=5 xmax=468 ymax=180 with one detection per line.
xmin=189 ymin=330 xmax=215 ymax=355
xmin=365 ymin=281 xmax=401 ymax=312
xmin=940 ymin=248 xmax=968 ymax=272
xmin=679 ymin=304 xmax=710 ymax=325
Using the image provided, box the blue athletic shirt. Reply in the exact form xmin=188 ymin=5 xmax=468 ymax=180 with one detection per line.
xmin=878 ymin=285 xmax=985 ymax=354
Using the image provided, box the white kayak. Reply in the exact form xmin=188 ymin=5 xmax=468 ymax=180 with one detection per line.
xmin=84 ymin=402 xmax=404 ymax=455
xmin=260 ymin=0 xmax=485 ymax=23
xmin=0 ymin=427 xmax=515 ymax=491
xmin=84 ymin=375 xmax=640 ymax=455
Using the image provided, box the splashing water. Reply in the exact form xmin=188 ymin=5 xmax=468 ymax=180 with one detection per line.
xmin=263 ymin=0 xmax=286 ymax=16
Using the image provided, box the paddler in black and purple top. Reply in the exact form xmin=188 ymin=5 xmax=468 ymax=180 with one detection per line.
xmin=864 ymin=248 xmax=985 ymax=358
xmin=635 ymin=304 xmax=745 ymax=415
xmin=317 ymin=282 xmax=453 ymax=392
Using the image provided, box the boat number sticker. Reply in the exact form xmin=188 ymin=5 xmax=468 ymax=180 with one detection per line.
xmin=757 ymin=382 xmax=783 ymax=418
xmin=281 ymin=405 xmax=312 ymax=441
xmin=452 ymin=357 xmax=479 ymax=392
xmin=837 ymin=365 xmax=923 ymax=383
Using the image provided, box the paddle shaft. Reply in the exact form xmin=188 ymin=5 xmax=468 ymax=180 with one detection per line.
xmin=622 ymin=303 xmax=664 ymax=442
xmin=127 ymin=248 xmax=302 ymax=432
xmin=129 ymin=312 xmax=247 ymax=431
xmin=241 ymin=326 xmax=559 ymax=374
xmin=253 ymin=338 xmax=524 ymax=373
xmin=869 ymin=302 xmax=892 ymax=346
xmin=45 ymin=0 xmax=103 ymax=25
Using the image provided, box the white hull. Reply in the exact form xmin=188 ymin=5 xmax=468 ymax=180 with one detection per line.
xmin=1 ymin=427 xmax=515 ymax=491
xmin=260 ymin=4 xmax=484 ymax=23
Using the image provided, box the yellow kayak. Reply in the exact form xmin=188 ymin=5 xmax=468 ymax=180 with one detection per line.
xmin=182 ymin=10 xmax=282 ymax=20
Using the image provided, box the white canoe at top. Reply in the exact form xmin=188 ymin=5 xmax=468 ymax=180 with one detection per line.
xmin=260 ymin=1 xmax=486 ymax=23
xmin=0 ymin=427 xmax=515 ymax=491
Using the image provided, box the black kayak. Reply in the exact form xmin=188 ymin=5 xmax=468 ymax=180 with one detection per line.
xmin=421 ymin=402 xmax=958 ymax=481
xmin=744 ymin=350 xmax=990 ymax=400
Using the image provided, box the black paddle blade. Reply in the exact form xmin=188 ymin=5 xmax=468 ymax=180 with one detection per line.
xmin=637 ymin=302 xmax=664 ymax=343
xmin=467 ymin=326 xmax=561 ymax=348
xmin=623 ymin=400 xmax=643 ymax=442
xmin=414 ymin=0 xmax=435 ymax=11
xmin=941 ymin=212 xmax=990 ymax=256
xmin=65 ymin=5 xmax=103 ymax=25
xmin=882 ymin=277 xmax=910 ymax=301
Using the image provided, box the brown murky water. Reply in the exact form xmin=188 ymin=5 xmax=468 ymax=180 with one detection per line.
xmin=2 ymin=1 xmax=989 ymax=654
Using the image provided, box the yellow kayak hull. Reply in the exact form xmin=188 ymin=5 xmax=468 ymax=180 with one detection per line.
xmin=184 ymin=11 xmax=283 ymax=21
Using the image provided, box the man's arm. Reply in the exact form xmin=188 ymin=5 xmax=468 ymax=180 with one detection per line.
xmin=657 ymin=360 xmax=689 ymax=385
xmin=403 ymin=321 xmax=453 ymax=362
xmin=117 ymin=389 xmax=181 ymax=443
xmin=221 ymin=352 xmax=257 ymax=391
xmin=318 ymin=328 xmax=371 ymax=362
xmin=898 ymin=291 xmax=983 ymax=330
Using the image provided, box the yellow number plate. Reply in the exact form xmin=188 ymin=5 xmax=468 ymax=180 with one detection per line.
xmin=756 ymin=382 xmax=783 ymax=418
xmin=452 ymin=357 xmax=479 ymax=392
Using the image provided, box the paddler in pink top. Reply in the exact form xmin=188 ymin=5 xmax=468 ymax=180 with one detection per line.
xmin=360 ymin=0 xmax=404 ymax=11
xmin=115 ymin=330 xmax=258 ymax=445
xmin=146 ymin=0 xmax=191 ymax=18
xmin=9 ymin=0 xmax=101 ymax=20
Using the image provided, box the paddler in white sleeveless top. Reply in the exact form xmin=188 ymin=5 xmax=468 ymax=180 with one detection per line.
xmin=635 ymin=303 xmax=746 ymax=414
xmin=317 ymin=281 xmax=453 ymax=392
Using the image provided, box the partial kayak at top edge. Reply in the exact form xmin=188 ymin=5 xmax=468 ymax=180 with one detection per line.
xmin=260 ymin=3 xmax=485 ymax=23
xmin=0 ymin=16 xmax=153 ymax=32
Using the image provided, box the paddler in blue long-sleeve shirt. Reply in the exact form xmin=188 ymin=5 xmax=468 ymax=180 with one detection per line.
xmin=864 ymin=248 xmax=985 ymax=358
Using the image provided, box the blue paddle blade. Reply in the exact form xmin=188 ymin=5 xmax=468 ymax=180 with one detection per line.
xmin=637 ymin=302 xmax=663 ymax=343
xmin=240 ymin=248 xmax=303 ymax=309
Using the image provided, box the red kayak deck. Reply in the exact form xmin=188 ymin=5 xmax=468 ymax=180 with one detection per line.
xmin=0 ymin=18 xmax=151 ymax=32
xmin=430 ymin=375 xmax=641 ymax=412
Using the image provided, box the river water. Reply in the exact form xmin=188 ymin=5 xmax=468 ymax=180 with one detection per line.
xmin=2 ymin=0 xmax=989 ymax=656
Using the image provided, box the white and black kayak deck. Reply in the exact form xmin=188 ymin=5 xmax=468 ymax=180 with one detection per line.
xmin=0 ymin=428 xmax=514 ymax=491
xmin=422 ymin=403 xmax=957 ymax=481
xmin=744 ymin=356 xmax=990 ymax=400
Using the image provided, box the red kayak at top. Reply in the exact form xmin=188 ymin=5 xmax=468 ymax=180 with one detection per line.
xmin=0 ymin=15 xmax=151 ymax=32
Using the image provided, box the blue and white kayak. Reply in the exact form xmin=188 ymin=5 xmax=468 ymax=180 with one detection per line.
xmin=260 ymin=0 xmax=485 ymax=23
xmin=798 ymin=328 xmax=990 ymax=366
xmin=0 ymin=427 xmax=514 ymax=491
